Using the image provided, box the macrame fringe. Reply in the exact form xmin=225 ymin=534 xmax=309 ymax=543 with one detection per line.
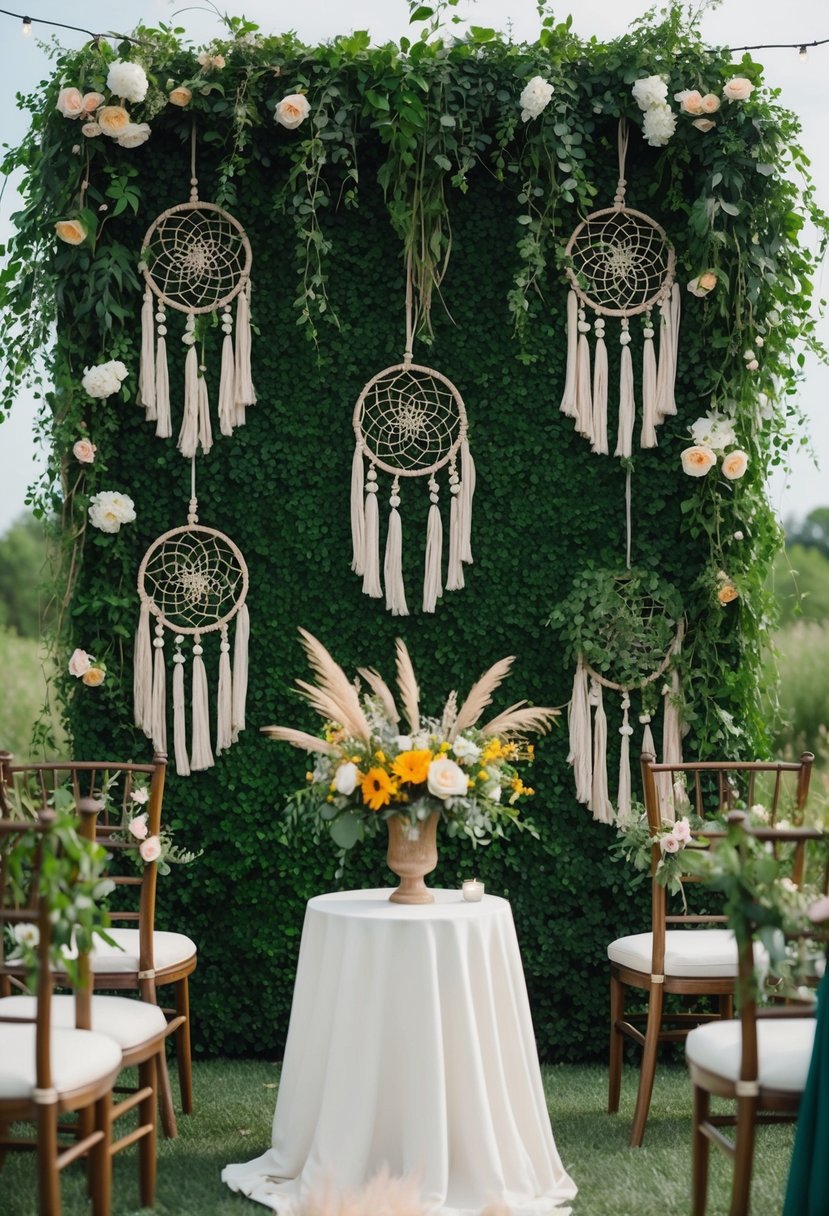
xmin=574 ymin=316 xmax=594 ymax=443
xmin=150 ymin=635 xmax=167 ymax=755
xmin=383 ymin=498 xmax=408 ymax=617
xmin=614 ymin=331 xmax=635 ymax=458
xmin=568 ymin=656 xmax=592 ymax=805
xmin=361 ymin=484 xmax=382 ymax=598
xmin=640 ymin=321 xmax=658 ymax=449
xmin=190 ymin=641 xmax=214 ymax=772
xmin=459 ymin=438 xmax=475 ymax=565
xmin=657 ymin=665 xmax=685 ymax=819
xmin=350 ymin=445 xmax=365 ymax=575
xmin=154 ymin=325 xmax=172 ymax=439
xmin=641 ymin=716 xmax=655 ymax=761
xmin=559 ymin=289 xmax=578 ymax=418
xmin=234 ymin=280 xmax=256 ymax=410
xmin=138 ymin=288 xmax=156 ymax=419
xmin=216 ymin=627 xmax=233 ymax=754
xmin=231 ymin=603 xmax=249 ymax=743
xmin=591 ymin=321 xmax=609 ymax=455
xmin=133 ymin=601 xmax=153 ymax=733
xmin=172 ymin=648 xmax=190 ymax=777
xmin=197 ymin=366 xmax=213 ymax=456
xmin=656 ymin=284 xmax=680 ymax=420
xmin=422 ymin=499 xmax=444 ymax=614
xmin=446 ymin=492 xmax=464 ymax=591
xmin=589 ymin=680 xmax=613 ymax=823
xmin=217 ymin=329 xmax=236 ymax=437
xmin=617 ymin=693 xmax=632 ymax=818
xmin=178 ymin=323 xmax=199 ymax=458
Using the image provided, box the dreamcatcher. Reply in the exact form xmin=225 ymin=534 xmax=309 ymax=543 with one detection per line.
xmin=133 ymin=462 xmax=249 ymax=777
xmin=560 ymin=570 xmax=685 ymax=823
xmin=350 ymin=253 xmax=475 ymax=615
xmin=559 ymin=119 xmax=680 ymax=460
xmin=137 ymin=125 xmax=255 ymax=457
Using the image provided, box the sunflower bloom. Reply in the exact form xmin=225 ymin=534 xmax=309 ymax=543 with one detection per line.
xmin=361 ymin=767 xmax=396 ymax=811
xmin=392 ymin=749 xmax=432 ymax=786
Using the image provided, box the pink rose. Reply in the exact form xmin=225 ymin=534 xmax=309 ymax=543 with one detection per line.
xmin=68 ymin=648 xmax=91 ymax=677
xmin=81 ymin=92 xmax=105 ymax=115
xmin=809 ymin=895 xmax=829 ymax=924
xmin=723 ymin=77 xmax=754 ymax=102
xmin=73 ymin=439 xmax=96 ymax=464
xmin=672 ymin=817 xmax=692 ymax=843
xmin=700 ymin=93 xmax=721 ymax=113
xmin=139 ymin=835 xmax=162 ymax=863
xmin=661 ymin=834 xmax=680 ymax=854
xmin=129 ymin=814 xmax=149 ymax=841
xmin=692 ymin=118 xmax=716 ymax=133
xmin=56 ymin=87 xmax=84 ymax=119
xmin=675 ymin=89 xmax=703 ymax=115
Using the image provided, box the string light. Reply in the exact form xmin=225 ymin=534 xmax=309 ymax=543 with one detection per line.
xmin=726 ymin=37 xmax=829 ymax=55
xmin=21 ymin=14 xmax=31 ymax=36
xmin=799 ymin=45 xmax=808 ymax=61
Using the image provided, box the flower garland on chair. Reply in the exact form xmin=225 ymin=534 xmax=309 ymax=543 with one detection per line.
xmin=559 ymin=119 xmax=680 ymax=459
xmin=134 ymin=460 xmax=249 ymax=777
xmin=350 ymin=251 xmax=475 ymax=615
xmin=137 ymin=123 xmax=255 ymax=455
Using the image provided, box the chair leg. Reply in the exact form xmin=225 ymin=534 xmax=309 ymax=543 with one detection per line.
xmin=719 ymin=993 xmax=734 ymax=1020
xmin=175 ymin=978 xmax=193 ymax=1115
xmin=157 ymin=1040 xmax=178 ymax=1139
xmin=608 ymin=972 xmax=624 ymax=1114
xmin=692 ymin=1083 xmax=711 ymax=1216
xmin=629 ymin=980 xmax=664 ymax=1147
xmin=730 ymin=1096 xmax=758 ymax=1216
xmin=36 ymin=1104 xmax=60 ymax=1216
xmin=138 ymin=1055 xmax=158 ymax=1209
xmin=91 ymin=1091 xmax=112 ymax=1216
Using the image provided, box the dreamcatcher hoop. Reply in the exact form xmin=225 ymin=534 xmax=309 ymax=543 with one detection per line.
xmin=350 ymin=251 xmax=475 ymax=616
xmin=565 ymin=206 xmax=676 ymax=319
xmin=137 ymin=124 xmax=256 ymax=456
xmin=133 ymin=465 xmax=250 ymax=778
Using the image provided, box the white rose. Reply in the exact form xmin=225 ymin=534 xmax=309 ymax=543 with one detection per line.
xmin=13 ymin=923 xmax=40 ymax=948
xmin=130 ymin=787 xmax=149 ymax=805
xmin=632 ymin=75 xmax=668 ymax=111
xmin=723 ymin=77 xmax=754 ymax=103
xmin=486 ymin=782 xmax=502 ymax=803
xmin=116 ymin=122 xmax=151 ymax=149
xmin=394 ymin=735 xmax=413 ymax=751
xmin=106 ymin=60 xmax=149 ymax=104
xmin=109 ymin=361 xmax=128 ymax=382
xmin=721 ymin=450 xmax=749 ymax=481
xmin=68 ymin=647 xmax=92 ymax=677
xmin=82 ymin=122 xmax=103 ymax=138
xmin=427 ymin=757 xmax=469 ymax=800
xmin=452 ymin=736 xmax=482 ymax=763
xmin=642 ymin=102 xmax=676 ymax=147
xmin=519 ymin=75 xmax=554 ymax=123
xmin=88 ymin=490 xmax=137 ymax=534
xmin=690 ymin=413 xmax=737 ymax=454
xmin=333 ymin=762 xmax=359 ymax=796
xmin=56 ymin=87 xmax=84 ymax=119
xmin=82 ymin=360 xmax=127 ymax=398
xmin=274 ymin=93 xmax=311 ymax=130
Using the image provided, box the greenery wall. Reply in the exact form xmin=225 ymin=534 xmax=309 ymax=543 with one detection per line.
xmin=2 ymin=5 xmax=825 ymax=1060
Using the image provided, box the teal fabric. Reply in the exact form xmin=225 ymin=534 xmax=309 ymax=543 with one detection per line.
xmin=783 ymin=969 xmax=829 ymax=1215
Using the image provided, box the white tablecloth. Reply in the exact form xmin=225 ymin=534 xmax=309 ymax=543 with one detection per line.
xmin=222 ymin=889 xmax=576 ymax=1215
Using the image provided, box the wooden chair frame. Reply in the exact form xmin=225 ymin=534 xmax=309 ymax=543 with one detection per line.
xmin=608 ymin=750 xmax=814 ymax=1146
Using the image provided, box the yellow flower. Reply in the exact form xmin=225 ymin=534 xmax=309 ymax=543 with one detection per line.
xmin=481 ymin=739 xmax=504 ymax=764
xmin=361 ymin=767 xmax=396 ymax=812
xmin=392 ymin=749 xmax=432 ymax=785
xmin=438 ymin=741 xmax=451 ymax=754
xmin=306 ymin=771 xmax=314 ymax=782
xmin=374 ymin=750 xmax=386 ymax=763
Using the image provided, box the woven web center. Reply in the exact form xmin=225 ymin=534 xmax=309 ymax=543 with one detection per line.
xmin=174 ymin=564 xmax=219 ymax=605
xmin=395 ymin=397 xmax=430 ymax=441
xmin=178 ymin=237 xmax=220 ymax=278
xmin=603 ymin=241 xmax=639 ymax=281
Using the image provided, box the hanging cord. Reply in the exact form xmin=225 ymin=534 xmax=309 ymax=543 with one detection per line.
xmin=189 ymin=120 xmax=199 ymax=204
xmin=625 ymin=467 xmax=632 ymax=570
xmin=613 ymin=118 xmax=628 ymax=210
xmin=188 ymin=456 xmax=198 ymax=526
xmin=402 ymin=245 xmax=420 ymax=365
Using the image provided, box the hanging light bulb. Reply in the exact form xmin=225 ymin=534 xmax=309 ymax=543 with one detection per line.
xmin=799 ymin=44 xmax=808 ymax=61
xmin=21 ymin=16 xmax=33 ymax=37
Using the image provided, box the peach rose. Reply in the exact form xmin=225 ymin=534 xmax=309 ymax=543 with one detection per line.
xmin=68 ymin=648 xmax=91 ymax=677
xmin=717 ymin=579 xmax=739 ymax=605
xmin=680 ymin=445 xmax=716 ymax=477
xmin=723 ymin=77 xmax=754 ymax=102
xmin=675 ymin=89 xmax=703 ymax=115
xmin=169 ymin=86 xmax=192 ymax=107
xmin=81 ymin=122 xmax=102 ymax=138
xmin=721 ymin=450 xmax=749 ymax=480
xmin=275 ymin=92 xmax=311 ymax=130
xmin=82 ymin=666 xmax=106 ymax=687
xmin=82 ymin=91 xmax=105 ymax=115
xmin=692 ymin=118 xmax=716 ymax=133
xmin=700 ymin=93 xmax=721 ymax=113
xmin=73 ymin=438 xmax=96 ymax=464
xmin=55 ymin=219 xmax=87 ymax=246
xmin=98 ymin=105 xmax=131 ymax=137
xmin=139 ymin=835 xmax=162 ymax=863
xmin=687 ymin=270 xmax=717 ymax=297
xmin=56 ymin=87 xmax=84 ymax=118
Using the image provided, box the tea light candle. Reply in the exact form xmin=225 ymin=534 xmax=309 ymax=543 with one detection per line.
xmin=462 ymin=878 xmax=485 ymax=902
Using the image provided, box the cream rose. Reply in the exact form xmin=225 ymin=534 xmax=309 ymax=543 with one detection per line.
xmin=68 ymin=648 xmax=91 ymax=677
xmin=56 ymin=87 xmax=84 ymax=119
xmin=129 ymin=813 xmax=149 ymax=840
xmin=81 ymin=122 xmax=102 ymax=138
xmin=130 ymin=787 xmax=150 ymax=805
xmin=98 ymin=105 xmax=131 ymax=137
xmin=73 ymin=438 xmax=96 ymax=464
xmin=427 ymin=757 xmax=469 ymax=800
xmin=723 ymin=77 xmax=754 ymax=102
xmin=692 ymin=118 xmax=716 ymax=133
xmin=333 ymin=762 xmax=359 ymax=796
xmin=139 ymin=835 xmax=162 ymax=863
xmin=275 ymin=93 xmax=311 ymax=130
xmin=169 ymin=86 xmax=192 ymax=107
xmin=117 ymin=122 xmax=151 ymax=149
xmin=721 ymin=449 xmax=749 ymax=480
xmin=82 ymin=666 xmax=106 ymax=687
xmin=55 ymin=219 xmax=87 ymax=246
xmin=700 ymin=93 xmax=721 ymax=113
xmin=82 ymin=92 xmax=105 ymax=115
xmin=680 ymin=445 xmax=716 ymax=477
xmin=675 ymin=89 xmax=703 ymax=115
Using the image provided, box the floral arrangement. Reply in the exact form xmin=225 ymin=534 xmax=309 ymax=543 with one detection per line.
xmin=56 ymin=60 xmax=150 ymax=149
xmin=268 ymin=629 xmax=559 ymax=854
xmin=88 ymin=489 xmax=136 ymax=533
xmin=631 ymin=71 xmax=754 ymax=147
xmin=680 ymin=412 xmax=749 ymax=482
xmin=68 ymin=646 xmax=106 ymax=686
xmin=81 ymin=358 xmax=128 ymax=399
xmin=111 ymin=778 xmax=202 ymax=877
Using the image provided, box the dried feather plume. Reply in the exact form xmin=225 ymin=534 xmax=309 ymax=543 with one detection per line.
xmin=395 ymin=639 xmax=420 ymax=733
xmin=481 ymin=701 xmax=560 ymax=738
xmin=259 ymin=726 xmax=339 ymax=756
xmin=449 ymin=655 xmax=515 ymax=740
xmin=296 ymin=627 xmax=371 ymax=741
xmin=357 ymin=666 xmax=400 ymax=725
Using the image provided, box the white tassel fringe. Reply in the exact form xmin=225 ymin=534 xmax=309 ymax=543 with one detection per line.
xmin=640 ymin=323 xmax=658 ymax=449
xmin=154 ymin=328 xmax=171 ymax=439
xmin=361 ymin=486 xmax=382 ymax=598
xmin=216 ymin=627 xmax=233 ymax=754
xmin=614 ymin=333 xmax=635 ymax=458
xmin=560 ymin=289 xmax=578 ymax=418
xmin=190 ymin=641 xmax=214 ymax=772
xmin=446 ymin=492 xmax=464 ymax=591
xmin=591 ymin=322 xmax=609 ymax=455
xmin=617 ymin=694 xmax=632 ymax=817
xmin=422 ymin=499 xmax=443 ymax=614
xmin=218 ymin=329 xmax=236 ymax=437
xmin=590 ymin=680 xmax=613 ymax=823
xmin=568 ymin=656 xmax=592 ymax=805
xmin=350 ymin=445 xmax=365 ymax=575
xmin=231 ymin=604 xmax=249 ymax=743
xmin=574 ymin=322 xmax=594 ymax=443
xmin=656 ymin=284 xmax=680 ymax=419
xmin=197 ymin=366 xmax=213 ymax=456
xmin=138 ymin=288 xmax=156 ymax=419
xmin=150 ymin=635 xmax=167 ymax=755
xmin=178 ymin=326 xmax=199 ymax=458
xmin=133 ymin=602 xmax=153 ymax=734
xmin=234 ymin=281 xmax=256 ymax=408
xmin=173 ymin=650 xmax=190 ymax=777
xmin=459 ymin=438 xmax=475 ymax=565
xmin=383 ymin=501 xmax=408 ymax=617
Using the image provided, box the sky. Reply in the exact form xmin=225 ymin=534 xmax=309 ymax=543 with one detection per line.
xmin=0 ymin=0 xmax=826 ymax=535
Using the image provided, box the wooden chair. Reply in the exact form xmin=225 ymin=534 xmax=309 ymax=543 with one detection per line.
xmin=0 ymin=753 xmax=197 ymax=1138
xmin=685 ymin=816 xmax=822 ymax=1216
xmin=0 ymin=812 xmax=123 ymax=1215
xmin=608 ymin=750 xmax=814 ymax=1146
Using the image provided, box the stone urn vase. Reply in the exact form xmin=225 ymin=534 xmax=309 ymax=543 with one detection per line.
xmin=386 ymin=812 xmax=439 ymax=904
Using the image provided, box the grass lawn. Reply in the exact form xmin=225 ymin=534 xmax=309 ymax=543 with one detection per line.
xmin=2 ymin=1060 xmax=795 ymax=1215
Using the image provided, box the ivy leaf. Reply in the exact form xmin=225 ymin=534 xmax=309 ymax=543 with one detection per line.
xmin=409 ymin=5 xmax=433 ymax=22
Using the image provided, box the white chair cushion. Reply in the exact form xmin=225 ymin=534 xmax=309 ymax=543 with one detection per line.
xmin=0 ymin=1023 xmax=122 ymax=1101
xmin=686 ymin=1017 xmax=815 ymax=1092
xmin=608 ymin=929 xmax=747 ymax=977
xmin=89 ymin=928 xmax=196 ymax=974
xmin=0 ymin=994 xmax=167 ymax=1049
